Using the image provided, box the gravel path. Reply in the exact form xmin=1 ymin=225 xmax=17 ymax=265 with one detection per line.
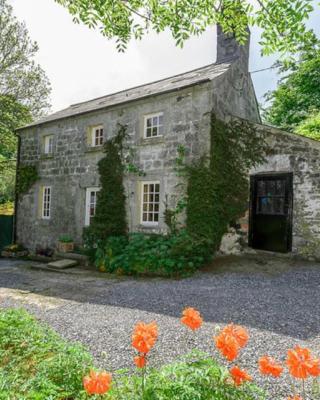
xmin=0 ymin=255 xmax=319 ymax=399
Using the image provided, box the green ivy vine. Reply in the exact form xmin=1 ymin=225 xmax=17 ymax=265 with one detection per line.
xmin=183 ymin=113 xmax=267 ymax=251
xmin=16 ymin=164 xmax=39 ymax=195
xmin=84 ymin=124 xmax=145 ymax=243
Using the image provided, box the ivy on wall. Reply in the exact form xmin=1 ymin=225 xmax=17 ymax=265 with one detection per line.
xmin=16 ymin=164 xmax=39 ymax=195
xmin=186 ymin=113 xmax=267 ymax=250
xmin=89 ymin=124 xmax=128 ymax=241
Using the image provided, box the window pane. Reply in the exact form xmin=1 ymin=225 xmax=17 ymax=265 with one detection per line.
xmin=159 ymin=115 xmax=163 ymax=125
xmin=154 ymin=213 xmax=159 ymax=222
xmin=152 ymin=127 xmax=158 ymax=136
xmin=143 ymin=213 xmax=148 ymax=221
xmin=143 ymin=185 xmax=148 ymax=193
xmin=146 ymin=118 xmax=152 ymax=127
xmin=146 ymin=127 xmax=152 ymax=137
xmin=152 ymin=116 xmax=158 ymax=125
xmin=155 ymin=184 xmax=160 ymax=192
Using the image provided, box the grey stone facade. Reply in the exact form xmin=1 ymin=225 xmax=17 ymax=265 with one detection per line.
xmin=16 ymin=28 xmax=320 ymax=260
xmin=249 ymin=125 xmax=320 ymax=259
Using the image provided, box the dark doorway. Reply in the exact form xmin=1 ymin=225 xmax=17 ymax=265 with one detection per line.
xmin=0 ymin=215 xmax=14 ymax=251
xmin=249 ymin=173 xmax=293 ymax=253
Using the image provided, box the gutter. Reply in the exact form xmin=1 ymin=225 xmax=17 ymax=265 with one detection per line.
xmin=13 ymin=132 xmax=21 ymax=243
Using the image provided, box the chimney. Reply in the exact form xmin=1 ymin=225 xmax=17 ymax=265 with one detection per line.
xmin=216 ymin=25 xmax=250 ymax=70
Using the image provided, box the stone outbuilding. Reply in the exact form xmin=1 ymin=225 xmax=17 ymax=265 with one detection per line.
xmin=16 ymin=27 xmax=320 ymax=260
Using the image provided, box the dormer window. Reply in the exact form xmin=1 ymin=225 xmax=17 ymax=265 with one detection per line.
xmin=44 ymin=135 xmax=54 ymax=155
xmin=91 ymin=125 xmax=104 ymax=147
xmin=144 ymin=113 xmax=163 ymax=138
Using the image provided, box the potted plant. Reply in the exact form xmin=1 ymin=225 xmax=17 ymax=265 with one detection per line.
xmin=57 ymin=235 xmax=74 ymax=253
xmin=1 ymin=243 xmax=28 ymax=258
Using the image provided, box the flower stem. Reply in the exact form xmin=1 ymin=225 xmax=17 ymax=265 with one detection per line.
xmin=302 ymin=378 xmax=306 ymax=400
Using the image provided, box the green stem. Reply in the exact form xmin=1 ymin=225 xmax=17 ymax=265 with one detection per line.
xmin=302 ymin=378 xmax=306 ymax=400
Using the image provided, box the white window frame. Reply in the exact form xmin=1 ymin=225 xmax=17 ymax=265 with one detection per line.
xmin=141 ymin=181 xmax=160 ymax=226
xmin=44 ymin=135 xmax=54 ymax=155
xmin=42 ymin=186 xmax=51 ymax=219
xmin=144 ymin=113 xmax=163 ymax=139
xmin=91 ymin=125 xmax=104 ymax=147
xmin=85 ymin=187 xmax=100 ymax=226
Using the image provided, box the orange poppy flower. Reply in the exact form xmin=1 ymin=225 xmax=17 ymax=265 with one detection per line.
xmin=83 ymin=370 xmax=112 ymax=395
xmin=288 ymin=397 xmax=302 ymax=400
xmin=214 ymin=331 xmax=240 ymax=361
xmin=223 ymin=324 xmax=249 ymax=348
xmin=132 ymin=321 xmax=158 ymax=354
xmin=181 ymin=307 xmax=203 ymax=331
xmin=134 ymin=355 xmax=147 ymax=368
xmin=230 ymin=366 xmax=252 ymax=386
xmin=259 ymin=355 xmax=283 ymax=378
xmin=308 ymin=358 xmax=320 ymax=377
xmin=286 ymin=346 xmax=315 ymax=379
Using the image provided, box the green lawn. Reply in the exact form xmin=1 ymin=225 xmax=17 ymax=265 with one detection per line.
xmin=0 ymin=308 xmax=92 ymax=399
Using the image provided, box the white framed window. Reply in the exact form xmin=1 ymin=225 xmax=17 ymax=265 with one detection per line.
xmin=44 ymin=135 xmax=54 ymax=154
xmin=144 ymin=113 xmax=163 ymax=138
xmin=91 ymin=125 xmax=104 ymax=147
xmin=141 ymin=182 xmax=160 ymax=225
xmin=42 ymin=186 xmax=51 ymax=219
xmin=85 ymin=187 xmax=100 ymax=226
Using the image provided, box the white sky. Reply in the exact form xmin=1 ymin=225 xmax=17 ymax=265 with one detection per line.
xmin=9 ymin=0 xmax=320 ymax=113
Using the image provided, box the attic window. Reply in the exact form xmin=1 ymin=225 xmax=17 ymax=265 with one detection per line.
xmin=144 ymin=113 xmax=163 ymax=138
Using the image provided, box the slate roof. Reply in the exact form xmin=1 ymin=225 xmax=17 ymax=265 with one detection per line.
xmin=19 ymin=62 xmax=231 ymax=130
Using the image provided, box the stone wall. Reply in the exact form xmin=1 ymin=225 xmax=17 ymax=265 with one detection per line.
xmin=222 ymin=125 xmax=320 ymax=260
xmin=16 ymin=83 xmax=213 ymax=250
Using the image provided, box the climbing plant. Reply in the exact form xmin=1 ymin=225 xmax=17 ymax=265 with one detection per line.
xmin=186 ymin=113 xmax=267 ymax=250
xmin=88 ymin=124 xmax=128 ymax=241
xmin=16 ymin=164 xmax=39 ymax=195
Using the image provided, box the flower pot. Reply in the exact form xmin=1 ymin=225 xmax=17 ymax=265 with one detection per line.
xmin=57 ymin=241 xmax=74 ymax=253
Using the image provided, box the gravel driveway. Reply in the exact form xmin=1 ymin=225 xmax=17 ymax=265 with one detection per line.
xmin=0 ymin=255 xmax=319 ymax=399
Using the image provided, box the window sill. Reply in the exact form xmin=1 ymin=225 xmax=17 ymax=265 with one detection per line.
xmin=138 ymin=223 xmax=160 ymax=229
xmin=85 ymin=146 xmax=104 ymax=153
xmin=139 ymin=137 xmax=165 ymax=146
xmin=40 ymin=154 xmax=54 ymax=160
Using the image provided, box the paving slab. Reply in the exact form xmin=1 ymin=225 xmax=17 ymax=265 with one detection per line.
xmin=47 ymin=259 xmax=78 ymax=269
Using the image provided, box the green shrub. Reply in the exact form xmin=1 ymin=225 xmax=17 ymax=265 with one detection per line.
xmin=106 ymin=351 xmax=265 ymax=400
xmin=0 ymin=308 xmax=92 ymax=399
xmin=58 ymin=234 xmax=73 ymax=243
xmin=95 ymin=231 xmax=212 ymax=277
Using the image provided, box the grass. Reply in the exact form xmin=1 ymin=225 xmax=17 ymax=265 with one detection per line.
xmin=0 ymin=201 xmax=14 ymax=215
xmin=0 ymin=308 xmax=92 ymax=399
xmin=0 ymin=308 xmax=266 ymax=400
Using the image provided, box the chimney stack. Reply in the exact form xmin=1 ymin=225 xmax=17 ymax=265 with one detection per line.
xmin=216 ymin=25 xmax=250 ymax=70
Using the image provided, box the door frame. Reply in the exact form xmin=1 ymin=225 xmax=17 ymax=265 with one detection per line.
xmin=249 ymin=172 xmax=293 ymax=253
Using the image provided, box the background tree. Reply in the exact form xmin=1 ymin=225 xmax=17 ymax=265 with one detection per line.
xmin=0 ymin=0 xmax=51 ymax=206
xmin=264 ymin=47 xmax=320 ymax=140
xmin=55 ymin=0 xmax=317 ymax=55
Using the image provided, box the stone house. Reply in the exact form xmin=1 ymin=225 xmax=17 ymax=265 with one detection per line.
xmin=16 ymin=27 xmax=320 ymax=260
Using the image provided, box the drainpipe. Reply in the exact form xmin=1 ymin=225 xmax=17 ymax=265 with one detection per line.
xmin=13 ymin=132 xmax=21 ymax=243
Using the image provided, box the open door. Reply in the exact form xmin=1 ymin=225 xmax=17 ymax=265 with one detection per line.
xmin=249 ymin=173 xmax=293 ymax=253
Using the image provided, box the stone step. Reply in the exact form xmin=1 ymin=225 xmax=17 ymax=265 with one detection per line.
xmin=47 ymin=259 xmax=78 ymax=270
xmin=55 ymin=252 xmax=89 ymax=266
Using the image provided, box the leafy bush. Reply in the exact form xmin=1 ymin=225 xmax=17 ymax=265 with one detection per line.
xmin=58 ymin=234 xmax=74 ymax=243
xmin=0 ymin=308 xmax=92 ymax=399
xmin=105 ymin=351 xmax=265 ymax=400
xmin=95 ymin=231 xmax=212 ymax=277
